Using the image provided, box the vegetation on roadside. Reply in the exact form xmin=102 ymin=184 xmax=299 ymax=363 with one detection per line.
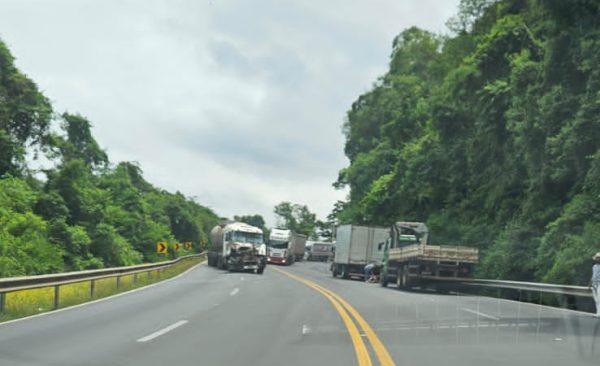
xmin=0 ymin=256 xmax=204 ymax=322
xmin=0 ymin=39 xmax=218 ymax=277
xmin=334 ymin=0 xmax=600 ymax=285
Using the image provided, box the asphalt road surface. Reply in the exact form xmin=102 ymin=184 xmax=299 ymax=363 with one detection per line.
xmin=0 ymin=261 xmax=598 ymax=366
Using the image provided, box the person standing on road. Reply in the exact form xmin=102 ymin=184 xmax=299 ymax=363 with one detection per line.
xmin=591 ymin=252 xmax=600 ymax=318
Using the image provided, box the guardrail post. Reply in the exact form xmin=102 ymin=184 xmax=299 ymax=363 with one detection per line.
xmin=157 ymin=269 xmax=161 ymax=279
xmin=116 ymin=275 xmax=121 ymax=290
xmin=515 ymin=289 xmax=522 ymax=343
xmin=0 ymin=292 xmax=5 ymax=314
xmin=54 ymin=285 xmax=60 ymax=310
xmin=133 ymin=273 xmax=137 ymax=285
xmin=90 ymin=280 xmax=95 ymax=298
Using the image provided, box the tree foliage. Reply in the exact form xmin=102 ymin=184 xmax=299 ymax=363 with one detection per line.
xmin=0 ymin=39 xmax=219 ymax=276
xmin=274 ymin=202 xmax=317 ymax=237
xmin=335 ymin=0 xmax=600 ymax=284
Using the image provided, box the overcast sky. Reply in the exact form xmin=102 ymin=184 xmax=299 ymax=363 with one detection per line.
xmin=0 ymin=0 xmax=459 ymax=226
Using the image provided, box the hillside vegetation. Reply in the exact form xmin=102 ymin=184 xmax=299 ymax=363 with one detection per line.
xmin=0 ymin=39 xmax=218 ymax=277
xmin=335 ymin=0 xmax=600 ymax=285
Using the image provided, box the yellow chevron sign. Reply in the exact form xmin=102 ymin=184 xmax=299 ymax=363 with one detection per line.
xmin=156 ymin=241 xmax=168 ymax=254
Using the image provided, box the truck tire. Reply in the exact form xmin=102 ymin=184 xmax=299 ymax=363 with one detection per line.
xmin=397 ymin=267 xmax=406 ymax=289
xmin=341 ymin=265 xmax=349 ymax=279
xmin=332 ymin=265 xmax=339 ymax=277
xmin=380 ymin=271 xmax=388 ymax=287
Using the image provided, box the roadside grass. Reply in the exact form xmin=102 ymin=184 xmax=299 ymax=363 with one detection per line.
xmin=0 ymin=256 xmax=204 ymax=323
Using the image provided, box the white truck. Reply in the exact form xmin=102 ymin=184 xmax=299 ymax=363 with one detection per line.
xmin=379 ymin=222 xmax=479 ymax=288
xmin=267 ymin=229 xmax=307 ymax=265
xmin=207 ymin=221 xmax=267 ymax=274
xmin=330 ymin=225 xmax=388 ymax=279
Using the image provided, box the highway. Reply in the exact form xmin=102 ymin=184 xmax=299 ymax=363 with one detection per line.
xmin=0 ymin=261 xmax=598 ymax=366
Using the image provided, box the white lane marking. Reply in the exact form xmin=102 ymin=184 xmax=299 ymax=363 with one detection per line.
xmin=0 ymin=260 xmax=207 ymax=328
xmin=373 ymin=321 xmax=548 ymax=332
xmin=301 ymin=324 xmax=312 ymax=335
xmin=240 ymin=276 xmax=245 ymax=281
xmin=230 ymin=288 xmax=239 ymax=296
xmin=461 ymin=307 xmax=500 ymax=321
xmin=137 ymin=320 xmax=188 ymax=343
xmin=451 ymin=291 xmax=594 ymax=317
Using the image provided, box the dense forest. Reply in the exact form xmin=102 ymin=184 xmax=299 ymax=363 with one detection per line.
xmin=0 ymin=39 xmax=218 ymax=277
xmin=335 ymin=0 xmax=600 ymax=285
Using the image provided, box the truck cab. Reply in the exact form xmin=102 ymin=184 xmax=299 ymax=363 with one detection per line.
xmin=208 ymin=222 xmax=267 ymax=273
xmin=306 ymin=241 xmax=333 ymax=262
xmin=267 ymin=229 xmax=293 ymax=265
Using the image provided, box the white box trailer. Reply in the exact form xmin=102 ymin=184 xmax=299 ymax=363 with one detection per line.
xmin=331 ymin=225 xmax=388 ymax=279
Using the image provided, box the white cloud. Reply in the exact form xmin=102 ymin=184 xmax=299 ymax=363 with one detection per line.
xmin=0 ymin=0 xmax=459 ymax=226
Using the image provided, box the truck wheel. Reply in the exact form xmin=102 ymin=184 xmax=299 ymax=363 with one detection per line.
xmin=380 ymin=271 xmax=388 ymax=287
xmin=217 ymin=256 xmax=223 ymax=270
xmin=341 ymin=265 xmax=349 ymax=279
xmin=332 ymin=265 xmax=339 ymax=277
xmin=397 ymin=268 xmax=405 ymax=289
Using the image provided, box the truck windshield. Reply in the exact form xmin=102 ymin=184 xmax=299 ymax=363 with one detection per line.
xmin=269 ymin=240 xmax=288 ymax=249
xmin=232 ymin=231 xmax=263 ymax=245
xmin=398 ymin=234 xmax=418 ymax=244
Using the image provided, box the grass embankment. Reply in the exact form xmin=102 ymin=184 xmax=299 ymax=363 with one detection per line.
xmin=0 ymin=256 xmax=204 ymax=323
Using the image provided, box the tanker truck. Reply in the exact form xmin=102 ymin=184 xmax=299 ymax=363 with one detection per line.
xmin=267 ymin=229 xmax=307 ymax=265
xmin=207 ymin=221 xmax=267 ymax=274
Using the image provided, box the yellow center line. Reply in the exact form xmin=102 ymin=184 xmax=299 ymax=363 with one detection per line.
xmin=314 ymin=283 xmax=396 ymax=366
xmin=272 ymin=268 xmax=372 ymax=366
xmin=274 ymin=268 xmax=396 ymax=366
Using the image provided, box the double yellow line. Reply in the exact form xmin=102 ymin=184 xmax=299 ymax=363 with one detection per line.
xmin=273 ymin=268 xmax=395 ymax=366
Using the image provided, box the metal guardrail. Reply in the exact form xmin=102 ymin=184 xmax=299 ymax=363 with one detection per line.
xmin=460 ymin=278 xmax=593 ymax=298
xmin=414 ymin=275 xmax=596 ymax=313
xmin=419 ymin=275 xmax=593 ymax=298
xmin=0 ymin=253 xmax=206 ymax=313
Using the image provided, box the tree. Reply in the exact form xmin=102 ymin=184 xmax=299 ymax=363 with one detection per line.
xmin=273 ymin=202 xmax=317 ymax=237
xmin=233 ymin=214 xmax=266 ymax=230
xmin=52 ymin=113 xmax=108 ymax=170
xmin=334 ymin=0 xmax=600 ymax=284
xmin=0 ymin=39 xmax=53 ymax=177
xmin=0 ymin=38 xmax=220 ymax=276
